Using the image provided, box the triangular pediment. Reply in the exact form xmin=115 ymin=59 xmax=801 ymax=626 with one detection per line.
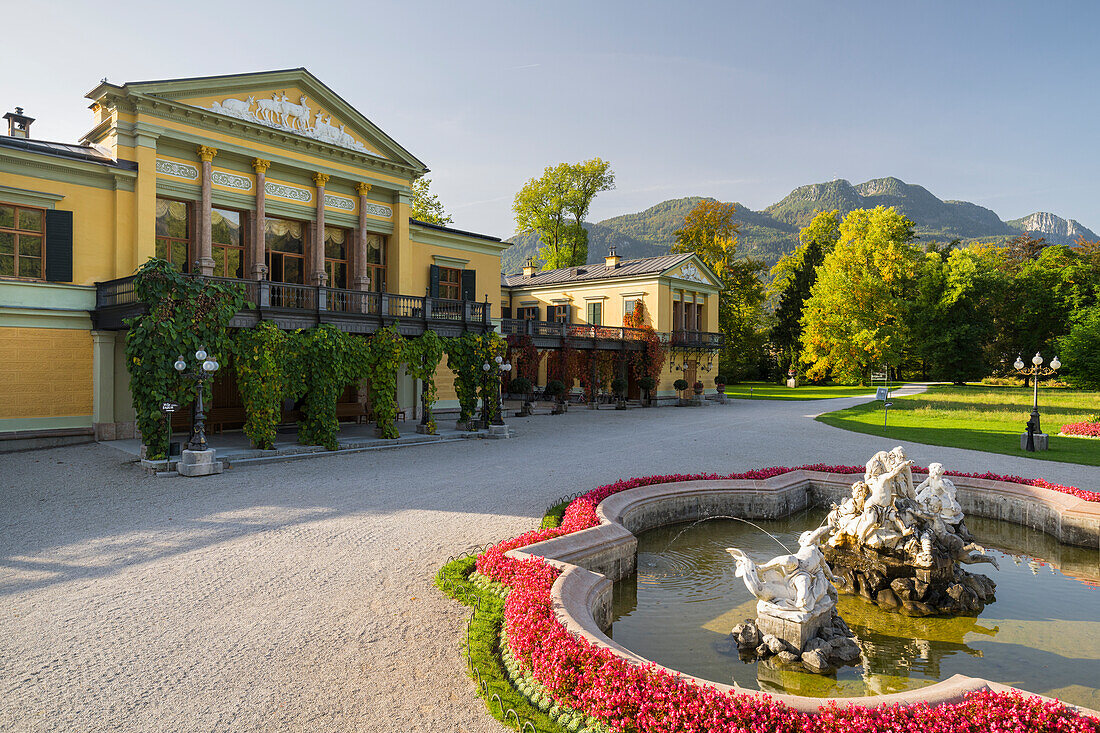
xmin=663 ymin=255 xmax=721 ymax=288
xmin=116 ymin=69 xmax=425 ymax=170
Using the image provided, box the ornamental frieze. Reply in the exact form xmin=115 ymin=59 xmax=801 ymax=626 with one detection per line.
xmin=155 ymin=158 xmax=199 ymax=180
xmin=205 ymin=92 xmax=382 ymax=157
xmin=323 ymin=193 xmax=355 ymax=212
xmin=265 ymin=181 xmax=312 ymax=203
xmin=678 ymin=263 xmax=704 ymax=283
xmin=211 ymin=170 xmax=252 ymax=191
xmin=363 ymin=201 xmax=393 ymax=218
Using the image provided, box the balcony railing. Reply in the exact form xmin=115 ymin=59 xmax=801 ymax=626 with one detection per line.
xmin=94 ymin=274 xmax=493 ymax=334
xmin=670 ymin=330 xmax=724 ymax=349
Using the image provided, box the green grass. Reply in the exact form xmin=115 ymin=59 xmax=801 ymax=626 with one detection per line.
xmin=724 ymin=381 xmax=897 ymax=401
xmin=816 ymin=385 xmax=1100 ymax=467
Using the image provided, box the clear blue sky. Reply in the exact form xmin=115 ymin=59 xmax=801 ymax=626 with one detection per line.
xmin=3 ymin=1 xmax=1097 ymax=238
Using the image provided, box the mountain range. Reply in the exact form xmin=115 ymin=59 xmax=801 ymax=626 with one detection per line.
xmin=499 ymin=177 xmax=1097 ymax=274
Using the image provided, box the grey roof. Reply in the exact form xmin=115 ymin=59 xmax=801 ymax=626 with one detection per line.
xmin=0 ymin=136 xmax=134 ymax=168
xmin=409 ymin=218 xmax=501 ymax=242
xmin=502 ymin=252 xmax=693 ymax=288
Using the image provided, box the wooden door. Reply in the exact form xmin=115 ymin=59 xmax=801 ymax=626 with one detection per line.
xmin=684 ymin=359 xmax=697 ymax=390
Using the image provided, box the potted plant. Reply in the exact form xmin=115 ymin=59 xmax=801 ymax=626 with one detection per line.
xmin=714 ymin=374 xmax=727 ymax=403
xmin=786 ymin=366 xmax=798 ymax=388
xmin=610 ymin=376 xmax=628 ymax=409
xmin=693 ymin=380 xmax=704 ymax=395
xmin=638 ymin=375 xmax=656 ymax=407
xmin=545 ymin=379 xmax=567 ymax=414
xmin=674 ymin=378 xmax=689 ymax=402
xmin=509 ymin=376 xmax=534 ymax=416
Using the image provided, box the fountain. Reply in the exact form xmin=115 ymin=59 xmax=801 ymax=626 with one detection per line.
xmin=726 ymin=449 xmax=999 ymax=674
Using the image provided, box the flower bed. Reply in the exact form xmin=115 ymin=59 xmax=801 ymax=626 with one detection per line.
xmin=473 ymin=467 xmax=1100 ymax=732
xmin=1061 ymin=421 xmax=1100 ymax=438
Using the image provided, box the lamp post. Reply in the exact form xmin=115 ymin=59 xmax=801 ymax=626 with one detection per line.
xmin=481 ymin=355 xmax=512 ymax=427
xmin=1013 ymin=352 xmax=1061 ymax=437
xmin=174 ymin=347 xmax=220 ymax=452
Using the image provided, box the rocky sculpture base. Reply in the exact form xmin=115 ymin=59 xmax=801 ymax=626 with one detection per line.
xmin=731 ymin=611 xmax=860 ymax=674
xmin=825 ymin=545 xmax=995 ymax=617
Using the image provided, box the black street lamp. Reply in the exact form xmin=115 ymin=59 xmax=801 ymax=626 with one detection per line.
xmin=481 ymin=355 xmax=512 ymax=426
xmin=1013 ymin=352 xmax=1060 ymax=438
xmin=174 ymin=347 xmax=220 ymax=452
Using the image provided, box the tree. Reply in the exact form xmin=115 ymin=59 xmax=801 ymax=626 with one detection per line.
xmin=768 ymin=210 xmax=840 ymax=373
xmin=1058 ymin=305 xmax=1100 ymax=389
xmin=513 ymin=158 xmax=614 ymax=269
xmin=1006 ymin=233 xmax=1048 ymax=265
xmin=411 ymin=177 xmax=452 ymax=226
xmin=911 ymin=247 xmax=997 ymax=384
xmin=672 ymin=200 xmax=766 ymax=381
xmin=799 ymin=207 xmax=921 ymax=383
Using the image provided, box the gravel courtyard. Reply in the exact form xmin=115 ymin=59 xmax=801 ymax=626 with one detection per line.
xmin=2 ymin=391 xmax=1096 ymax=732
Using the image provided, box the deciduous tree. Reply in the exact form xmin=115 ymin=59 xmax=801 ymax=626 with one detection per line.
xmin=512 ymin=158 xmax=615 ymax=269
xmin=799 ymin=206 xmax=920 ymax=383
xmin=411 ymin=177 xmax=452 ymax=226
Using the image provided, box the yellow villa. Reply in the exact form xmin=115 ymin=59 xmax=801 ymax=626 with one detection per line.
xmin=500 ymin=248 xmax=723 ymax=399
xmin=0 ymin=69 xmax=508 ymax=449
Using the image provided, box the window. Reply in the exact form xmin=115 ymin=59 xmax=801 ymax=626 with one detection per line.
xmin=265 ymin=217 xmax=306 ymax=284
xmin=438 ymin=266 xmax=461 ymax=300
xmin=155 ymin=198 xmax=190 ymax=272
xmin=516 ymin=306 xmax=540 ymax=321
xmin=211 ymin=207 xmax=245 ymax=279
xmin=0 ymin=204 xmax=44 ymax=279
xmin=364 ymin=233 xmax=385 ymax=292
xmin=586 ymin=301 xmax=602 ymax=326
xmin=548 ymin=305 xmax=570 ymax=323
xmin=324 ymin=225 xmax=349 ymax=289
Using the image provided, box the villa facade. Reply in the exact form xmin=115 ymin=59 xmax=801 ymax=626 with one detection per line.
xmin=0 ymin=69 xmax=507 ymax=446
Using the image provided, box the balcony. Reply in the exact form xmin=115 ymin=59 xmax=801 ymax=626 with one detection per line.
xmin=93 ymin=275 xmax=493 ymax=337
xmin=499 ymin=319 xmax=723 ymax=352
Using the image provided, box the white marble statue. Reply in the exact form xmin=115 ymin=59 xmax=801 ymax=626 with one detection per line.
xmin=916 ymin=462 xmax=964 ymax=526
xmin=727 ymin=525 xmax=836 ymax=621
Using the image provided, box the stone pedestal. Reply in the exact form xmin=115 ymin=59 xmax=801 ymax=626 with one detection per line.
xmin=786 ymin=378 xmax=798 ymax=388
xmin=487 ymin=424 xmax=512 ymax=439
xmin=177 ymin=449 xmax=223 ymax=477
xmin=1020 ymin=432 xmax=1049 ymax=451
xmin=415 ymin=423 xmax=434 ymax=434
xmin=756 ymin=603 xmax=832 ymax=650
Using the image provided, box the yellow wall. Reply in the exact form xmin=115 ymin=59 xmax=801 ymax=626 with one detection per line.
xmin=0 ymin=327 xmax=93 ymax=418
xmin=0 ymin=170 xmax=134 ymax=286
xmin=506 ymin=278 xmax=665 ymax=328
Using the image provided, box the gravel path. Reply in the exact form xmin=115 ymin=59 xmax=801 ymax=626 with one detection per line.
xmin=1 ymin=389 xmax=1095 ymax=732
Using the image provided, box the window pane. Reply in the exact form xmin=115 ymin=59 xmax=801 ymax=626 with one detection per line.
xmin=171 ymin=241 xmax=188 ymax=270
xmin=211 ymin=209 xmax=241 ymax=245
xmin=0 ymin=206 xmax=13 ymax=228
xmin=18 ymin=256 xmax=41 ymax=278
xmin=0 ymin=254 xmax=13 ymax=276
xmin=365 ymin=234 xmax=383 ymax=265
xmin=156 ymin=238 xmax=169 ymax=261
xmin=265 ymin=218 xmax=303 ymax=254
xmin=18 ymin=209 xmax=42 ymax=231
xmin=226 ymin=248 xmax=243 ymax=279
xmin=329 ymin=262 xmax=347 ymax=289
xmin=0 ymin=231 xmax=13 ymax=254
xmin=19 ymin=235 xmax=41 ymax=257
xmin=324 ymin=226 xmax=347 ymax=259
xmin=156 ymin=199 xmax=189 ymax=238
xmin=283 ymin=257 xmax=302 ymax=284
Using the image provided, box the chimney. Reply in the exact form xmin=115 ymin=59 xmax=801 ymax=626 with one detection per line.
xmin=522 ymin=256 xmax=536 ymax=278
xmin=4 ymin=107 xmax=34 ymax=138
xmin=605 ymin=245 xmax=621 ymax=269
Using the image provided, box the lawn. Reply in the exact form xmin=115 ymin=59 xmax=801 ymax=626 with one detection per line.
xmin=724 ymin=382 xmax=898 ymax=401
xmin=816 ymin=385 xmax=1100 ymax=466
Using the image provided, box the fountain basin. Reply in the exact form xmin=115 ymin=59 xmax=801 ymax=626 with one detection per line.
xmin=505 ymin=470 xmax=1100 ymax=715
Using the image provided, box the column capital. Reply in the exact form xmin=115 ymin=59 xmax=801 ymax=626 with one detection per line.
xmin=197 ymin=145 xmax=218 ymax=163
xmin=313 ymin=172 xmax=330 ymax=187
xmin=252 ymin=158 xmax=271 ymax=174
xmin=355 ymin=181 xmax=372 ymax=196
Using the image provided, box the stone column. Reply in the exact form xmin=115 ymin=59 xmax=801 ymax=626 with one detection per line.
xmin=312 ymin=172 xmax=329 ymax=286
xmin=353 ymin=181 xmax=372 ymax=291
xmin=195 ymin=145 xmax=217 ymax=275
xmin=251 ymin=158 xmax=270 ymax=280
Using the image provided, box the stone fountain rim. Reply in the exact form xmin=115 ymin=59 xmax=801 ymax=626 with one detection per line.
xmin=505 ymin=469 xmax=1100 ymax=716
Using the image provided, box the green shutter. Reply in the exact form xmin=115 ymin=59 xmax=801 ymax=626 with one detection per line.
xmin=429 ymin=264 xmax=440 ymax=298
xmin=44 ymin=210 xmax=73 ymax=282
xmin=461 ymin=269 xmax=476 ymax=301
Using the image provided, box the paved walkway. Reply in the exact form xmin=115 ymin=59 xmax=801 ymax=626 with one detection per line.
xmin=1 ymin=389 xmax=1096 ymax=732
